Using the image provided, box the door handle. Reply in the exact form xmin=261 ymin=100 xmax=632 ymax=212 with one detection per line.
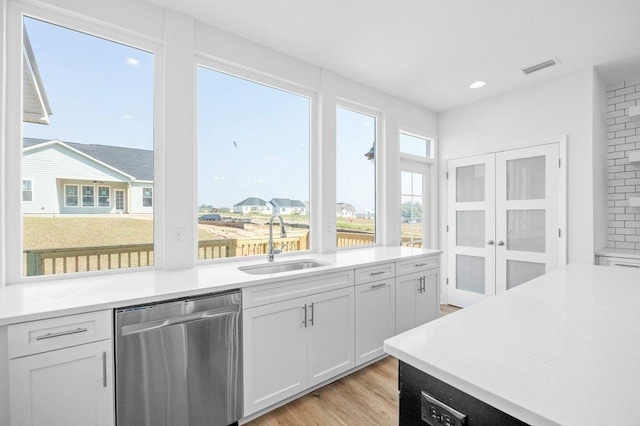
xmin=497 ymin=241 xmax=505 ymax=246
xmin=309 ymin=303 xmax=314 ymax=326
xmin=302 ymin=304 xmax=307 ymax=327
xmin=487 ymin=240 xmax=494 ymax=246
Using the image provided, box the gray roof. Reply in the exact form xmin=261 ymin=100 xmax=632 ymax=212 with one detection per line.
xmin=24 ymin=138 xmax=154 ymax=181
xmin=271 ymin=198 xmax=306 ymax=208
xmin=234 ymin=197 xmax=269 ymax=207
xmin=337 ymin=203 xmax=356 ymax=213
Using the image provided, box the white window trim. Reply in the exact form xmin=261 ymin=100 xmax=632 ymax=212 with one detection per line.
xmin=97 ymin=185 xmax=110 ymax=208
xmin=142 ymin=187 xmax=153 ymax=207
xmin=81 ymin=185 xmax=95 ymax=207
xmin=335 ymin=100 xmax=382 ymax=251
xmin=22 ymin=179 xmax=33 ymax=202
xmin=5 ymin=2 xmax=163 ymax=284
xmin=63 ymin=184 xmax=79 ymax=208
xmin=194 ymin=56 xmax=317 ymax=263
xmin=398 ymin=127 xmax=438 ymax=250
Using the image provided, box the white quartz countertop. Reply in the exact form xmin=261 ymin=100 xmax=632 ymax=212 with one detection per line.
xmin=0 ymin=246 xmax=440 ymax=326
xmin=384 ymin=263 xmax=640 ymax=426
xmin=595 ymin=246 xmax=640 ymax=260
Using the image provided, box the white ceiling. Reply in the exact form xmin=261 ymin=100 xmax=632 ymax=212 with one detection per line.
xmin=146 ymin=0 xmax=640 ymax=112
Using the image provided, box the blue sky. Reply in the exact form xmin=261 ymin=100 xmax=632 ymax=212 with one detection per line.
xmin=23 ymin=16 xmax=376 ymax=212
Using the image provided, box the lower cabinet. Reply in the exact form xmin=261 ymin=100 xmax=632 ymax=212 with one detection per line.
xmin=243 ymin=286 xmax=355 ymax=416
xmin=355 ymin=279 xmax=395 ymax=366
xmin=396 ymin=269 xmax=439 ymax=335
xmin=9 ymin=339 xmax=114 ymax=426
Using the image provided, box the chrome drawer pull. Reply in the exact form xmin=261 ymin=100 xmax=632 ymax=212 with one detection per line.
xmin=370 ymin=271 xmax=386 ymax=276
xmin=415 ymin=262 xmax=428 ymax=267
xmin=35 ymin=327 xmax=88 ymax=340
xmin=371 ymin=283 xmax=387 ymax=289
xmin=615 ymin=263 xmax=640 ymax=268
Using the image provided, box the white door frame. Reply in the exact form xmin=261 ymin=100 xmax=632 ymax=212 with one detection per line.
xmin=440 ymin=137 xmax=567 ymax=305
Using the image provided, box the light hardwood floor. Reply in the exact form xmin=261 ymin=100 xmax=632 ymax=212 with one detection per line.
xmin=246 ymin=305 xmax=461 ymax=426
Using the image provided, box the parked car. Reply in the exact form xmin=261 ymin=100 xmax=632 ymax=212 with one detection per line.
xmin=199 ymin=214 xmax=221 ymax=221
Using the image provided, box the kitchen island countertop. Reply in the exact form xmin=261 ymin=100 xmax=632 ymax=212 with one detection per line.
xmin=384 ymin=263 xmax=640 ymax=426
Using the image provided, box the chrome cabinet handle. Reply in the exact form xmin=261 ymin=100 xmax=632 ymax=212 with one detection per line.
xmin=309 ymin=303 xmax=314 ymax=326
xmin=102 ymin=351 xmax=107 ymax=388
xmin=371 ymin=283 xmax=387 ymax=289
xmin=35 ymin=327 xmax=88 ymax=340
xmin=415 ymin=262 xmax=428 ymax=267
xmin=497 ymin=241 xmax=505 ymax=246
xmin=369 ymin=271 xmax=386 ymax=276
xmin=302 ymin=304 xmax=307 ymax=327
xmin=487 ymin=240 xmax=495 ymax=246
xmin=615 ymin=263 xmax=640 ymax=268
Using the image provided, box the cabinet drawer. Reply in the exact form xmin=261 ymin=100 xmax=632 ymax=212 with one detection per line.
xmin=8 ymin=310 xmax=112 ymax=359
xmin=396 ymin=255 xmax=439 ymax=276
xmin=354 ymin=263 xmax=395 ymax=285
xmin=603 ymin=257 xmax=640 ymax=268
xmin=243 ymin=270 xmax=354 ymax=308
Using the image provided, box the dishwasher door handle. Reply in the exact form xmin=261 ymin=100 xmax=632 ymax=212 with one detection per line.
xmin=120 ymin=304 xmax=240 ymax=336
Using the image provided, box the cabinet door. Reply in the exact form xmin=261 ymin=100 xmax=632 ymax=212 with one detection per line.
xmin=9 ymin=340 xmax=114 ymax=426
xmin=395 ymin=272 xmax=421 ymax=335
xmin=306 ymin=287 xmax=355 ymax=387
xmin=355 ymin=280 xmax=395 ymax=365
xmin=243 ymin=297 xmax=307 ymax=416
xmin=415 ymin=269 xmax=439 ymax=327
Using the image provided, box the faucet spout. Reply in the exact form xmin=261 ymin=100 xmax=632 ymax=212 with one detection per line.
xmin=268 ymin=214 xmax=286 ymax=262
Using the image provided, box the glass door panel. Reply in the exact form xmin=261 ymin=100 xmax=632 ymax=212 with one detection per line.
xmin=506 ymin=209 xmax=545 ymax=253
xmin=496 ymin=144 xmax=560 ymax=294
xmin=447 ymin=154 xmax=495 ymax=307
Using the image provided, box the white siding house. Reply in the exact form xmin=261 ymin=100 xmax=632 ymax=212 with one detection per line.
xmin=233 ymin=197 xmax=272 ymax=215
xmin=270 ymin=198 xmax=308 ymax=215
xmin=22 ymin=138 xmax=153 ymax=214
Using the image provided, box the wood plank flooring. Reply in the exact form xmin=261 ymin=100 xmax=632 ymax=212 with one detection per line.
xmin=245 ymin=305 xmax=461 ymax=426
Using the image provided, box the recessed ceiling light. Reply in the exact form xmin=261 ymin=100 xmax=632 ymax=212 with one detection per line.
xmin=469 ymin=81 xmax=486 ymax=89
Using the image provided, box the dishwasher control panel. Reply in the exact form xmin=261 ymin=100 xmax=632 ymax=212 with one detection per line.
xmin=421 ymin=391 xmax=467 ymax=426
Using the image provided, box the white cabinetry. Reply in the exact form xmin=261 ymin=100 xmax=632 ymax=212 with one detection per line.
xmin=598 ymin=256 xmax=640 ymax=268
xmin=354 ymin=263 xmax=396 ymax=366
xmin=395 ymin=258 xmax=439 ymax=335
xmin=243 ymin=272 xmax=354 ymax=416
xmin=8 ymin=310 xmax=114 ymax=426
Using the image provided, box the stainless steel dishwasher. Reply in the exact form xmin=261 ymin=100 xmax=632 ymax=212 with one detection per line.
xmin=115 ymin=290 xmax=242 ymax=426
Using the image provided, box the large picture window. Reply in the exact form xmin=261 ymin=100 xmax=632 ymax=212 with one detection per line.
xmin=20 ymin=16 xmax=155 ymax=277
xmin=336 ymin=106 xmax=377 ymax=248
xmin=197 ymin=65 xmax=311 ymax=260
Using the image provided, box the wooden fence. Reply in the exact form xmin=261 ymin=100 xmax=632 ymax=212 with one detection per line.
xmin=24 ymin=231 xmax=405 ymax=276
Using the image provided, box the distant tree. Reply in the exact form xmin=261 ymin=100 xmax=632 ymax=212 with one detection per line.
xmin=401 ymin=201 xmax=423 ymax=219
xmin=198 ymin=204 xmax=214 ymax=212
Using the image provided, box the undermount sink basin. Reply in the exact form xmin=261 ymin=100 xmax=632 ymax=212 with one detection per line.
xmin=239 ymin=259 xmax=328 ymax=275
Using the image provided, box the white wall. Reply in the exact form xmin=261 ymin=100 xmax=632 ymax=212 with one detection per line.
xmin=439 ymin=68 xmax=597 ymax=264
xmin=1 ymin=0 xmax=437 ymax=281
xmin=592 ymin=72 xmax=608 ymax=252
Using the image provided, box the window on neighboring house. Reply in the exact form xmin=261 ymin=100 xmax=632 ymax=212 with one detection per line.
xmin=65 ymin=185 xmax=79 ymax=207
xmin=98 ymin=186 xmax=110 ymax=207
xmin=22 ymin=180 xmax=33 ymax=201
xmin=197 ymin=64 xmax=311 ymax=261
xmin=82 ymin=185 xmax=95 ymax=207
xmin=142 ymin=187 xmax=153 ymax=207
xmin=336 ymin=105 xmax=377 ymax=248
xmin=19 ymin=15 xmax=155 ymax=278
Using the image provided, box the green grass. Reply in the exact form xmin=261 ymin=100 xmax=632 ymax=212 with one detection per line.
xmin=24 ymin=217 xmax=214 ymax=250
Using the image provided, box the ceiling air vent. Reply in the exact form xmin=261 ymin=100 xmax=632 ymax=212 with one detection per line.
xmin=521 ymin=58 xmax=560 ymax=75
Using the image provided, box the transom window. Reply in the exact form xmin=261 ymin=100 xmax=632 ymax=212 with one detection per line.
xmin=399 ymin=132 xmax=433 ymax=159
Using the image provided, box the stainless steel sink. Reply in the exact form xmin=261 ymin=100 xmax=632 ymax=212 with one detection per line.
xmin=239 ymin=259 xmax=328 ymax=275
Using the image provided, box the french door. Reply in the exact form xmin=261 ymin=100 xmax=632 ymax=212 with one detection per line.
xmin=447 ymin=143 xmax=561 ymax=307
xmin=115 ymin=190 xmax=124 ymax=211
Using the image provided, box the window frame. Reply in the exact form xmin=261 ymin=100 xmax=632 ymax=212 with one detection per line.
xmin=5 ymin=2 xmax=163 ymax=284
xmin=142 ymin=187 xmax=153 ymax=207
xmin=22 ymin=179 xmax=33 ymax=202
xmin=194 ymin=56 xmax=317 ymax=263
xmin=81 ymin=185 xmax=95 ymax=207
xmin=398 ymin=128 xmax=438 ymax=249
xmin=335 ymin=100 xmax=382 ymax=250
xmin=97 ymin=185 xmax=110 ymax=207
xmin=64 ymin=184 xmax=79 ymax=208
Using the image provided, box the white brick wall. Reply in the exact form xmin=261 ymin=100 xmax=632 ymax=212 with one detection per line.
xmin=606 ymin=79 xmax=640 ymax=249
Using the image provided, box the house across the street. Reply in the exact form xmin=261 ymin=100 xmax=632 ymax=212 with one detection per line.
xmin=336 ymin=202 xmax=356 ymax=218
xmin=233 ymin=197 xmax=273 ymax=215
xmin=270 ymin=198 xmax=307 ymax=215
xmin=22 ymin=138 xmax=154 ymax=214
